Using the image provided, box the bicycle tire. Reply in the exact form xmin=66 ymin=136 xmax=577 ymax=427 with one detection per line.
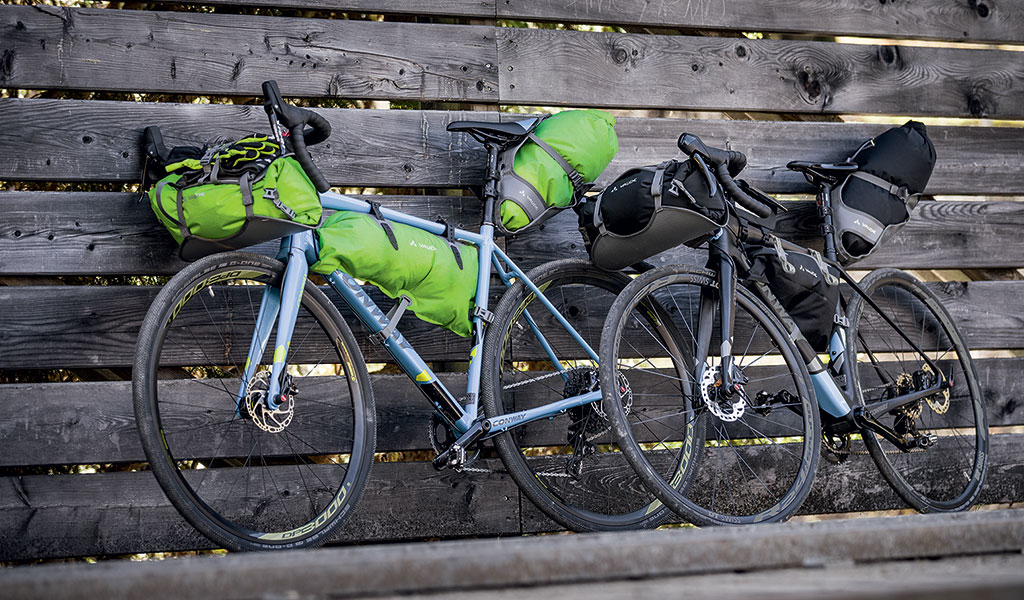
xmin=133 ymin=252 xmax=375 ymax=551
xmin=847 ymin=268 xmax=988 ymax=512
xmin=601 ymin=265 xmax=821 ymax=525
xmin=481 ymin=259 xmax=675 ymax=531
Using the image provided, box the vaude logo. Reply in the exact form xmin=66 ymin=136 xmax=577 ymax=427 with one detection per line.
xmin=410 ymin=239 xmax=437 ymax=252
xmin=797 ymin=263 xmax=819 ymax=279
xmin=853 ymin=218 xmax=878 ymax=236
xmin=609 ymin=176 xmax=639 ymax=194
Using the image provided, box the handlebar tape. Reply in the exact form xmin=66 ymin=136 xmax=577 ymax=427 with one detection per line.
xmin=262 ymin=80 xmax=332 ymax=193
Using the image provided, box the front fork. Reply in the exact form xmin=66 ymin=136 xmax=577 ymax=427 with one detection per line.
xmin=236 ymin=233 xmax=314 ymax=414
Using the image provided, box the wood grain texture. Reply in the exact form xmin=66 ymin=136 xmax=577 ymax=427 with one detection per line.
xmin=4 ymin=349 xmax=1014 ymax=467
xmin=3 ymin=99 xmax=1022 ymax=195
xmin=0 ymin=459 xmax=520 ymax=560
xmin=500 ymin=0 xmax=1024 ymax=44
xmin=0 ymin=192 xmax=483 ymax=276
xmin=0 ymin=6 xmax=498 ymax=100
xmin=2 ymin=281 xmax=1023 ymax=369
xmin=2 ymin=434 xmax=1020 ymax=560
xmin=507 ymin=199 xmax=1024 ymax=273
xmin=4 ymin=194 xmax=1024 ymax=277
xmin=498 ymin=27 xmax=1024 ymax=118
xmin=158 ymin=0 xmax=497 ymax=18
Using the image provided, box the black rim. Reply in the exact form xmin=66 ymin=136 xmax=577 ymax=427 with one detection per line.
xmin=145 ymin=261 xmax=367 ymax=546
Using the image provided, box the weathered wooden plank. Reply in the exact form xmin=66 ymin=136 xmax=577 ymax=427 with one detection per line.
xmin=0 ymin=284 xmax=474 ymax=369
xmin=2 ymin=280 xmax=1023 ymax=369
xmin=131 ymin=0 xmax=1024 ymax=44
xmin=0 ymin=6 xmax=498 ymax=100
xmin=0 ymin=191 xmax=483 ymax=276
xmin=500 ymin=0 xmax=1024 ymax=44
xmin=0 ymin=375 xmax=447 ymax=466
xmin=0 ymin=100 xmax=490 ymax=187
xmin=4 ymin=350 xmax=1013 ymax=466
xmin=3 ymin=434 xmax=1019 ymax=560
xmin=5 ymin=193 xmax=1024 ymax=276
xmin=498 ymin=28 xmax=1024 ymax=118
xmin=3 ymin=99 xmax=1022 ymax=195
xmin=0 ymin=459 xmax=520 ymax=560
xmin=522 ymin=433 xmax=1024 ymax=533
xmin=156 ymin=0 xmax=497 ymax=18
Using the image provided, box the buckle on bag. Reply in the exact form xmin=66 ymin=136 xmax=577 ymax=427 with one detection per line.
xmin=807 ymin=248 xmax=839 ymax=286
xmin=766 ymin=233 xmax=795 ymax=275
xmin=370 ymin=295 xmax=412 ymax=345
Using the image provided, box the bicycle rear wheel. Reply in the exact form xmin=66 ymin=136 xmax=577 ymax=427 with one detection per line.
xmin=848 ymin=268 xmax=987 ymax=512
xmin=133 ymin=252 xmax=375 ymax=551
xmin=601 ymin=265 xmax=820 ymax=525
xmin=481 ymin=259 xmax=675 ymax=531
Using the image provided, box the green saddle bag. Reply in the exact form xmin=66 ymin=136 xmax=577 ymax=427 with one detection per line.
xmin=149 ymin=136 xmax=324 ymax=261
xmin=498 ymin=109 xmax=618 ymax=234
xmin=313 ymin=211 xmax=479 ymax=337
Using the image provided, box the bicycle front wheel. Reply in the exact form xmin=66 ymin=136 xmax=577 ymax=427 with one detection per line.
xmin=848 ymin=268 xmax=988 ymax=512
xmin=481 ymin=259 xmax=674 ymax=531
xmin=133 ymin=253 xmax=375 ymax=551
xmin=601 ymin=265 xmax=820 ymax=526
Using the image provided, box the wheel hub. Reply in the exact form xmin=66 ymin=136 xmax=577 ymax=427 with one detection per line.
xmin=701 ymin=366 xmax=746 ymax=422
xmin=245 ymin=370 xmax=294 ymax=433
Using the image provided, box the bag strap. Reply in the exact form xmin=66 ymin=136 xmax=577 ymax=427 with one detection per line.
xmin=850 ymin=171 xmax=920 ymax=210
xmin=436 ymin=218 xmax=465 ymax=270
xmin=369 ymin=201 xmax=399 ymax=251
xmin=174 ymin=186 xmax=191 ymax=242
xmin=526 ymin=132 xmax=588 ymax=199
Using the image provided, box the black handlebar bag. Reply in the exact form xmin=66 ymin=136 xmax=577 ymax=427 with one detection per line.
xmin=577 ymin=159 xmax=728 ymax=271
xmin=831 ymin=121 xmax=935 ymax=264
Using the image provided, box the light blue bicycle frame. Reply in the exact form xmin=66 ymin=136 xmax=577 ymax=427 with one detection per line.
xmin=234 ymin=191 xmax=601 ymax=446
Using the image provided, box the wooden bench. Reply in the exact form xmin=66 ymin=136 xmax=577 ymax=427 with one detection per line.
xmin=1 ymin=1 xmax=1022 ymax=560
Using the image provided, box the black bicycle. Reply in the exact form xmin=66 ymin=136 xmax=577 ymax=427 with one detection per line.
xmin=598 ymin=134 xmax=988 ymax=525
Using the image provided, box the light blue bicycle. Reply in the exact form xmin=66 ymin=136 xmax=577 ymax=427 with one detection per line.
xmin=132 ymin=82 xmax=679 ymax=551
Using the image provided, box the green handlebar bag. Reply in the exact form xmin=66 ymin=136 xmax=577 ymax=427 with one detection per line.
xmin=149 ymin=136 xmax=324 ymax=262
xmin=313 ymin=211 xmax=479 ymax=337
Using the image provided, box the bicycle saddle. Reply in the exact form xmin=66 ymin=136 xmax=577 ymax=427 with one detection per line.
xmin=787 ymin=161 xmax=859 ymax=185
xmin=447 ymin=118 xmax=539 ymax=145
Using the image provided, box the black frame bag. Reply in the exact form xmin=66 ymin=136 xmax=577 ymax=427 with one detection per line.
xmin=831 ymin=121 xmax=936 ymax=264
xmin=748 ymin=244 xmax=841 ymax=352
xmin=577 ymin=159 xmax=728 ymax=271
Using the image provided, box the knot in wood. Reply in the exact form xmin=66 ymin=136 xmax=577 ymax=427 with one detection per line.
xmin=877 ymin=45 xmax=901 ymax=68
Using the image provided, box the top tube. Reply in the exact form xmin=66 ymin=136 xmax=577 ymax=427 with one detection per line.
xmin=319 ymin=191 xmax=486 ymax=247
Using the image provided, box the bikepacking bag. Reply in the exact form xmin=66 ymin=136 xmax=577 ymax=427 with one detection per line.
xmin=576 ymin=159 xmax=729 ymax=271
xmin=312 ymin=211 xmax=479 ymax=337
xmin=148 ymin=135 xmax=324 ymax=261
xmin=747 ymin=244 xmax=841 ymax=352
xmin=497 ymin=110 xmax=618 ymax=235
xmin=831 ymin=120 xmax=936 ymax=264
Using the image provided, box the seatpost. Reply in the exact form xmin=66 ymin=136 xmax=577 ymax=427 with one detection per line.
xmin=480 ymin=143 xmax=502 ymax=226
xmin=817 ymin=186 xmax=839 ymax=263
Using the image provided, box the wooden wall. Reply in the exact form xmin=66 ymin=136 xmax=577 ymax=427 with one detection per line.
xmin=1 ymin=0 xmax=1022 ymax=560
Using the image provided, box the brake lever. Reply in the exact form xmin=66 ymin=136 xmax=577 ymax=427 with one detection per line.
xmin=691 ymin=153 xmax=719 ymax=197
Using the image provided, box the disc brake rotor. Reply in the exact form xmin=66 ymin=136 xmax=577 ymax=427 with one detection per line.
xmin=245 ymin=370 xmax=294 ymax=433
xmin=701 ymin=365 xmax=746 ymax=422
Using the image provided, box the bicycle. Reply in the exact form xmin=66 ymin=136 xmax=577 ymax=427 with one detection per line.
xmin=598 ymin=133 xmax=989 ymax=525
xmin=132 ymin=82 xmax=677 ymax=551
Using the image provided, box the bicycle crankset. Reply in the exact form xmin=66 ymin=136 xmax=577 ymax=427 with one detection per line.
xmin=429 ymin=413 xmax=481 ymax=466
